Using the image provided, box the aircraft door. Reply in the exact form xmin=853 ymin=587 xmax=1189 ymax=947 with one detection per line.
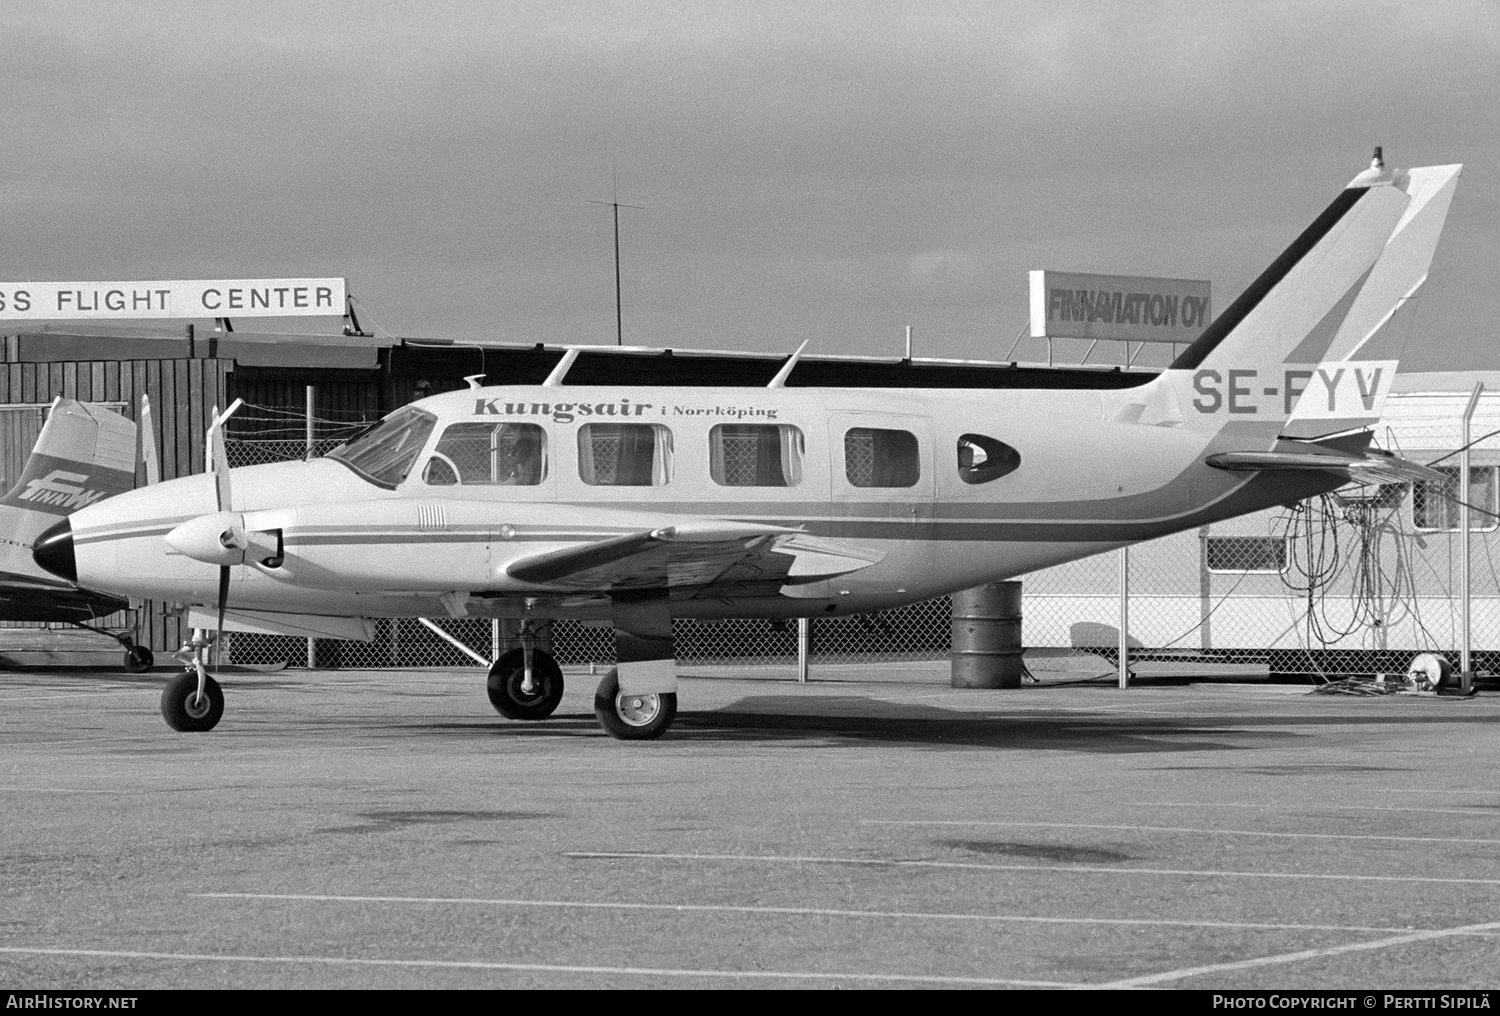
xmin=828 ymin=412 xmax=936 ymax=528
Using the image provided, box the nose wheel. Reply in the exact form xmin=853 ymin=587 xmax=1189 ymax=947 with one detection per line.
xmin=594 ymin=668 xmax=676 ymax=740
xmin=161 ymin=671 xmax=223 ymax=731
xmin=161 ymin=628 xmax=223 ymax=732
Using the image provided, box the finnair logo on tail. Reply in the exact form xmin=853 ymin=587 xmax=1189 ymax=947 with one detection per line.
xmin=18 ymin=469 xmax=109 ymax=510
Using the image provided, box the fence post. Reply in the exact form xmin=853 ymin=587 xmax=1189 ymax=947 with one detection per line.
xmin=1118 ymin=546 xmax=1130 ymax=689
xmin=306 ymin=385 xmax=316 ymax=668
xmin=1461 ymin=382 xmax=1484 ymax=678
xmin=797 ymin=617 xmax=810 ymax=683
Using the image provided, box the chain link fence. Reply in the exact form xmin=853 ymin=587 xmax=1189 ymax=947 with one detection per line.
xmin=212 ymin=396 xmax=1500 ymax=679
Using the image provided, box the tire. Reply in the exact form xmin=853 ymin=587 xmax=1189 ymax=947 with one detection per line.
xmin=593 ymin=668 xmax=676 ymax=741
xmin=160 ymin=672 xmax=224 ymax=732
xmin=123 ymin=646 xmax=154 ymax=673
xmin=487 ymin=649 xmax=564 ymax=720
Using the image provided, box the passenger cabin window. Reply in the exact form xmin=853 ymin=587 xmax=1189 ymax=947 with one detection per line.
xmin=328 ymin=406 xmax=437 ymax=488
xmin=709 ymin=424 xmax=804 ymax=487
xmin=956 ymin=433 xmax=1021 ymax=485
xmin=1414 ymin=466 xmax=1499 ymax=532
xmin=424 ymin=422 xmax=546 ymax=486
xmin=844 ymin=427 xmax=920 ymax=488
xmin=578 ymin=423 xmax=673 ymax=486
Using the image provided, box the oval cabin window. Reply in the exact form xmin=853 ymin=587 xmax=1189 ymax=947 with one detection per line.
xmin=956 ymin=433 xmax=1020 ymax=485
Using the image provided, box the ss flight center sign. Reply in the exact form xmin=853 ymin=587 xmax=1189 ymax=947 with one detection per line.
xmin=0 ymin=279 xmax=347 ymax=321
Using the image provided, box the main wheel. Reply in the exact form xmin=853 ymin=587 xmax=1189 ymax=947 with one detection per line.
xmin=594 ymin=668 xmax=676 ymax=740
xmin=160 ymin=672 xmax=224 ymax=732
xmin=487 ymin=649 xmax=564 ymax=720
xmin=123 ymin=645 xmax=154 ymax=673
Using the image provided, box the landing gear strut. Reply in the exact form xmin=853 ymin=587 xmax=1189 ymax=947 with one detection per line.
xmin=67 ymin=620 xmax=154 ymax=673
xmin=486 ymin=621 xmax=564 ymax=720
xmin=162 ymin=628 xmax=223 ymax=732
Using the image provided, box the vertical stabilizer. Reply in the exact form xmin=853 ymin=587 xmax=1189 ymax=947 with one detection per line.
xmin=0 ymin=399 xmax=138 ymax=552
xmin=1171 ymin=167 xmax=1411 ymax=374
xmin=1119 ymin=159 xmax=1460 ymax=434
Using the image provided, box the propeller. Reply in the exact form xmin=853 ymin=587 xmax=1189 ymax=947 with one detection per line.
xmin=206 ymin=400 xmax=242 ymax=668
xmin=139 ymin=394 xmax=160 ymax=487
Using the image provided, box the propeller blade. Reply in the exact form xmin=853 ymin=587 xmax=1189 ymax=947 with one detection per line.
xmin=205 ymin=399 xmax=243 ymax=513
xmin=139 ymin=394 xmax=160 ymax=487
xmin=215 ymin=564 xmax=230 ymax=670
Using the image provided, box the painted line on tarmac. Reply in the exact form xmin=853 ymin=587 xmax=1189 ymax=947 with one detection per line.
xmin=0 ymin=945 xmax=1078 ymax=988
xmin=0 ymin=690 xmax=149 ymax=702
xmin=1145 ymin=800 xmax=1500 ymax=817
xmin=1097 ymin=919 xmax=1500 ymax=988
xmin=567 ymin=850 xmax=1500 ymax=887
xmin=864 ymin=818 xmax=1500 ymax=847
xmin=195 ymin=891 xmax=1409 ymax=935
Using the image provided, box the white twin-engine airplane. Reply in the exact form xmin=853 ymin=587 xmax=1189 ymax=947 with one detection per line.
xmin=33 ymin=156 xmax=1461 ymax=740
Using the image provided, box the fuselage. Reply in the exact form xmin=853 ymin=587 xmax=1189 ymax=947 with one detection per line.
xmin=50 ymin=380 xmax=1341 ymax=622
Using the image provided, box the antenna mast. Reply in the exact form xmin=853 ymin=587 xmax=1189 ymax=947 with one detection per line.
xmin=590 ymin=168 xmax=642 ymax=346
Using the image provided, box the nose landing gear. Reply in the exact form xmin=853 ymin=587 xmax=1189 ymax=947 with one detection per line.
xmin=161 ymin=628 xmax=223 ymax=732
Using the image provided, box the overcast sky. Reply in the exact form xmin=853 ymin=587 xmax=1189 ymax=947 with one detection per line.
xmin=3 ymin=1 xmax=1496 ymax=370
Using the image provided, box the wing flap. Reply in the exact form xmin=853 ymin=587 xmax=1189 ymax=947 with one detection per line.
xmin=503 ymin=521 xmax=884 ymax=594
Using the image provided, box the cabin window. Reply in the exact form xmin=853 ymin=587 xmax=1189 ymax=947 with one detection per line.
xmin=328 ymin=406 xmax=437 ymax=488
xmin=423 ymin=422 xmax=546 ymax=486
xmin=956 ymin=433 xmax=1021 ymax=485
xmin=578 ymin=423 xmax=673 ymax=486
xmin=1413 ymin=467 xmax=1499 ymax=532
xmin=1206 ymin=536 xmax=1288 ymax=574
xmin=709 ymin=424 xmax=804 ymax=487
xmin=844 ymin=427 xmax=920 ymax=488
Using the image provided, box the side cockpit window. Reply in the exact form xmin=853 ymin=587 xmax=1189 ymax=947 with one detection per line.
xmin=844 ymin=427 xmax=920 ymax=488
xmin=424 ymin=422 xmax=547 ymax=486
xmin=709 ymin=424 xmax=804 ymax=487
xmin=579 ymin=423 xmax=673 ymax=486
xmin=956 ymin=433 xmax=1021 ymax=485
xmin=328 ymin=406 xmax=437 ymax=489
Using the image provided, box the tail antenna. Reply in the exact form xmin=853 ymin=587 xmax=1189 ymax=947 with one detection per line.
xmin=1371 ymin=146 xmax=1384 ymax=170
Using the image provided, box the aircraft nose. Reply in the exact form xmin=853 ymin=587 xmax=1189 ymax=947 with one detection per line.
xmin=32 ymin=519 xmax=77 ymax=583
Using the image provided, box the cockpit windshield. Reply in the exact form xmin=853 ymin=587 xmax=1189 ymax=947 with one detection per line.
xmin=328 ymin=406 xmax=437 ymax=488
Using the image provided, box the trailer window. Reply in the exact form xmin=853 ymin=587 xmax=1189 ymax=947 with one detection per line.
xmin=579 ymin=423 xmax=673 ymax=486
xmin=709 ymin=424 xmax=804 ymax=487
xmin=844 ymin=428 xmax=919 ymax=488
xmin=328 ymin=406 xmax=437 ymax=489
xmin=956 ymin=433 xmax=1021 ymax=484
xmin=424 ymin=422 xmax=546 ymax=486
xmin=1413 ymin=467 xmax=1499 ymax=532
xmin=1206 ymin=536 xmax=1288 ymax=574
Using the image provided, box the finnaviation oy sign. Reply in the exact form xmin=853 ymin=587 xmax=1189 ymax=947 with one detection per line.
xmin=0 ymin=278 xmax=346 ymax=321
xmin=1028 ymin=270 xmax=1211 ymax=344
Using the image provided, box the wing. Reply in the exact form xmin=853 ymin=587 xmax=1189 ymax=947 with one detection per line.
xmin=503 ymin=519 xmax=884 ymax=595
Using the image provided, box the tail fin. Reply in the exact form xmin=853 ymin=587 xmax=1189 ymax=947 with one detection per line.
xmin=0 ymin=398 xmax=137 ymax=551
xmin=1172 ymin=156 xmax=1418 ymax=374
xmin=1110 ymin=158 xmax=1460 ymax=432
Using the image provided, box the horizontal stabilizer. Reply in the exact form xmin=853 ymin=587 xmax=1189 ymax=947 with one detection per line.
xmin=1206 ymin=445 xmax=1443 ymax=485
xmin=186 ymin=607 xmax=376 ymax=642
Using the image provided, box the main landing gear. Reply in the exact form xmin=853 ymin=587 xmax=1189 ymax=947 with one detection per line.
xmin=485 ymin=608 xmax=681 ymax=740
xmin=486 ymin=647 xmax=565 ymax=720
xmin=161 ymin=628 xmax=223 ymax=732
xmin=593 ymin=668 xmax=676 ymax=740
